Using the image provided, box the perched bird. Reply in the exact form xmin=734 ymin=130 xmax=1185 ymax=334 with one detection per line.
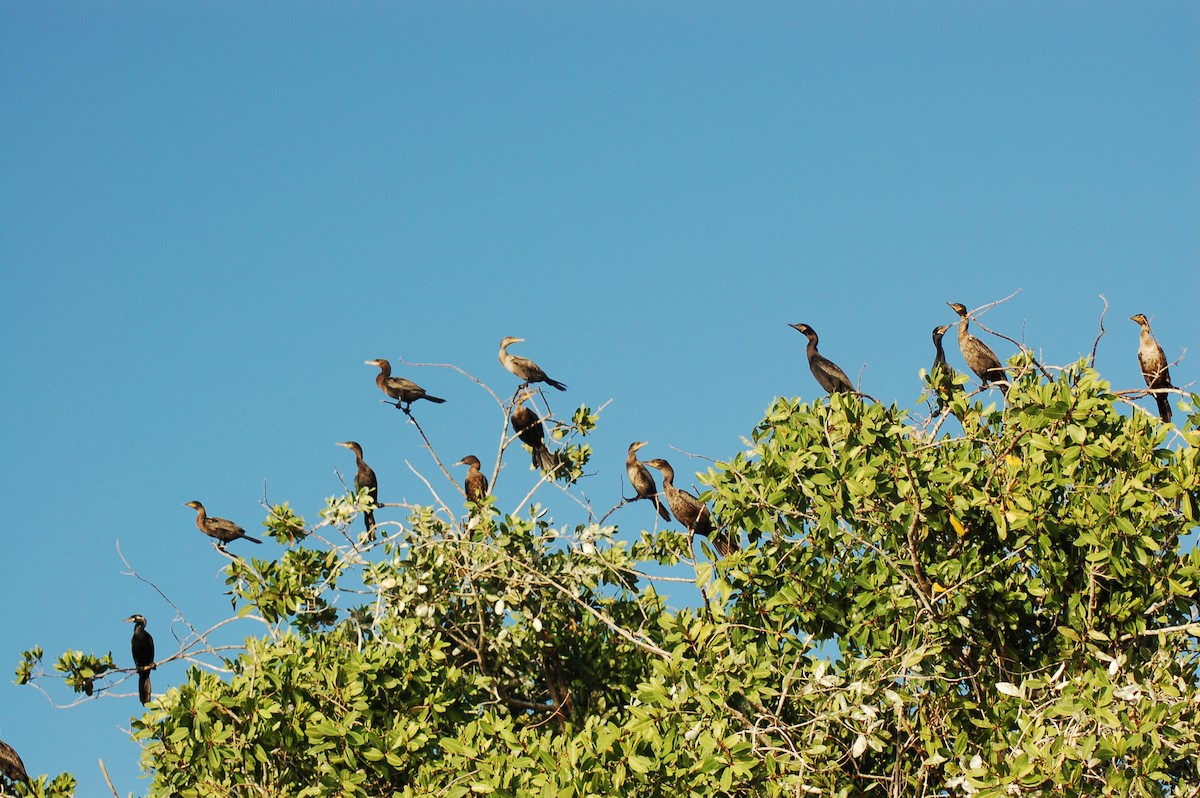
xmin=626 ymin=442 xmax=671 ymax=522
xmin=788 ymin=323 xmax=855 ymax=394
xmin=511 ymin=391 xmax=558 ymax=474
xmin=929 ymin=323 xmax=960 ymax=412
xmin=336 ymin=441 xmax=379 ymax=537
xmin=1130 ymin=313 xmax=1174 ymax=423
xmin=0 ymin=739 xmax=28 ymax=786
xmin=364 ymin=358 xmax=446 ymax=412
xmin=184 ymin=500 xmax=262 ymax=548
xmin=946 ymin=303 xmax=1008 ymax=395
xmin=498 ymin=336 xmax=567 ymax=391
xmin=455 ymin=455 xmax=489 ymax=506
xmin=124 ymin=614 xmax=155 ymax=705
xmin=643 ymin=458 xmax=736 ymax=557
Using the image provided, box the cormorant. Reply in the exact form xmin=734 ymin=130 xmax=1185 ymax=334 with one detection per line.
xmin=946 ymin=303 xmax=1008 ymax=395
xmin=788 ymin=323 xmax=855 ymax=394
xmin=1130 ymin=313 xmax=1174 ymax=423
xmin=930 ymin=323 xmax=960 ymax=412
xmin=364 ymin=358 xmax=446 ymax=412
xmin=511 ymin=391 xmax=558 ymax=474
xmin=124 ymin=614 xmax=155 ymax=705
xmin=643 ymin=458 xmax=736 ymax=557
xmin=455 ymin=455 xmax=489 ymax=506
xmin=184 ymin=501 xmax=262 ymax=548
xmin=498 ymin=337 xmax=567 ymax=391
xmin=626 ymin=442 xmax=671 ymax=522
xmin=336 ymin=441 xmax=379 ymax=537
xmin=0 ymin=739 xmax=28 ymax=786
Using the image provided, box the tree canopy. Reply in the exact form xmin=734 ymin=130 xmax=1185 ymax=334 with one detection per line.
xmin=14 ymin=357 xmax=1200 ymax=797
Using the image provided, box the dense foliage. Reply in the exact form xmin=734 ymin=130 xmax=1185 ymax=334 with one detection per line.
xmin=16 ymin=363 xmax=1200 ymax=797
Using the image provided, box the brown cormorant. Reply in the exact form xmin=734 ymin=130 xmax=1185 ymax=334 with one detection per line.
xmin=643 ymin=458 xmax=735 ymax=557
xmin=364 ymin=358 xmax=446 ymax=412
xmin=184 ymin=500 xmax=262 ymax=547
xmin=511 ymin=391 xmax=558 ymax=474
xmin=946 ymin=303 xmax=1008 ymax=395
xmin=626 ymin=442 xmax=671 ymax=522
xmin=788 ymin=323 xmax=855 ymax=394
xmin=124 ymin=614 xmax=155 ymax=705
xmin=1130 ymin=313 xmax=1174 ymax=422
xmin=336 ymin=441 xmax=379 ymax=537
xmin=455 ymin=455 xmax=489 ymax=505
xmin=499 ymin=337 xmax=567 ymax=391
xmin=0 ymin=739 xmax=28 ymax=786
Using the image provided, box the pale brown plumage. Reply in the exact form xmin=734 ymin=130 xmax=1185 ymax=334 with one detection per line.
xmin=184 ymin=501 xmax=262 ymax=547
xmin=364 ymin=358 xmax=446 ymax=412
xmin=498 ymin=337 xmax=567 ymax=391
xmin=455 ymin=455 xmax=489 ymax=506
xmin=947 ymin=303 xmax=1008 ymax=396
xmin=626 ymin=442 xmax=671 ymax=522
xmin=1130 ymin=314 xmax=1174 ymax=423
xmin=788 ymin=323 xmax=855 ymax=395
xmin=644 ymin=458 xmax=735 ymax=557
xmin=0 ymin=739 xmax=28 ymax=785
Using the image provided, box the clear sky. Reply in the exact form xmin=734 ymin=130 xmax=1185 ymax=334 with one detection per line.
xmin=2 ymin=3 xmax=1197 ymax=794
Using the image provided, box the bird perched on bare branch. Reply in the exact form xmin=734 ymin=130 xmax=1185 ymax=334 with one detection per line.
xmin=499 ymin=336 xmax=567 ymax=391
xmin=511 ymin=390 xmax=558 ymax=474
xmin=644 ymin=458 xmax=736 ymax=557
xmin=946 ymin=303 xmax=1008 ymax=395
xmin=364 ymin=358 xmax=446 ymax=412
xmin=0 ymin=739 xmax=28 ymax=787
xmin=455 ymin=455 xmax=489 ymax=506
xmin=626 ymin=442 xmax=671 ymax=522
xmin=336 ymin=441 xmax=379 ymax=538
xmin=184 ymin=500 xmax=262 ymax=548
xmin=1129 ymin=313 xmax=1174 ymax=423
xmin=124 ymin=614 xmax=155 ymax=705
xmin=788 ymin=323 xmax=855 ymax=395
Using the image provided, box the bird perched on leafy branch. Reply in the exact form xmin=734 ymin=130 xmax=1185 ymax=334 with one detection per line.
xmin=336 ymin=441 xmax=379 ymax=538
xmin=929 ymin=324 xmax=960 ymax=413
xmin=455 ymin=455 xmax=489 ymax=507
xmin=644 ymin=458 xmax=736 ymax=557
xmin=499 ymin=336 xmax=567 ymax=391
xmin=184 ymin=500 xmax=262 ymax=548
xmin=511 ymin=390 xmax=559 ymax=474
xmin=365 ymin=358 xmax=446 ymax=413
xmin=788 ymin=322 xmax=855 ymax=395
xmin=947 ymin=303 xmax=1008 ymax=396
xmin=1129 ymin=313 xmax=1174 ymax=423
xmin=124 ymin=614 xmax=155 ymax=705
xmin=626 ymin=442 xmax=671 ymax=522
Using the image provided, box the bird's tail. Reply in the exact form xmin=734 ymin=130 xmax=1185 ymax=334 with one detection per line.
xmin=1155 ymin=392 xmax=1173 ymax=423
xmin=138 ymin=671 xmax=152 ymax=705
xmin=654 ymin=496 xmax=671 ymax=522
xmin=424 ymin=395 xmax=447 ymax=404
xmin=242 ymin=533 xmax=263 ymax=544
xmin=545 ymin=379 xmax=567 ymax=392
xmin=533 ymin=444 xmax=560 ymax=475
xmin=711 ymin=530 xmax=738 ymax=558
xmin=363 ymin=510 xmax=377 ymax=540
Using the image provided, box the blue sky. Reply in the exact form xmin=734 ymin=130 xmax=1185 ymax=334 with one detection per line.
xmin=2 ymin=3 xmax=1197 ymax=794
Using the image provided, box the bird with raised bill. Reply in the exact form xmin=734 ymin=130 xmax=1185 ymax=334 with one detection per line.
xmin=946 ymin=303 xmax=1008 ymax=395
xmin=788 ymin=323 xmax=855 ymax=395
xmin=184 ymin=500 xmax=262 ymax=548
xmin=644 ymin=458 xmax=736 ymax=557
xmin=336 ymin=441 xmax=379 ymax=537
xmin=626 ymin=442 xmax=671 ymax=522
xmin=1129 ymin=313 xmax=1174 ymax=423
xmin=455 ymin=455 xmax=489 ymax=507
xmin=365 ymin=358 xmax=446 ymax=412
xmin=499 ymin=336 xmax=567 ymax=391
xmin=124 ymin=614 xmax=155 ymax=705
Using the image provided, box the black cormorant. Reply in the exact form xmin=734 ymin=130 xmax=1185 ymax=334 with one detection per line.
xmin=124 ymin=614 xmax=155 ymax=705
xmin=788 ymin=323 xmax=855 ymax=394
xmin=184 ymin=501 xmax=262 ymax=547
xmin=498 ymin=337 xmax=567 ymax=391
xmin=511 ymin=391 xmax=558 ymax=474
xmin=930 ymin=323 xmax=960 ymax=412
xmin=1130 ymin=313 xmax=1174 ymax=422
xmin=337 ymin=441 xmax=379 ymax=537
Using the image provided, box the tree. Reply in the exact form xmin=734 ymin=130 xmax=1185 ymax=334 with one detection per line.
xmin=16 ymin=359 xmax=1200 ymax=797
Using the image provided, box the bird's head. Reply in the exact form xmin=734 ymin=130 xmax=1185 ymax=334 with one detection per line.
xmin=787 ymin=322 xmax=813 ymax=336
xmin=364 ymin=358 xmax=388 ymax=368
xmin=500 ymin=336 xmax=524 ymax=348
xmin=1129 ymin=313 xmax=1149 ymax=327
xmin=643 ymin=458 xmax=670 ymax=472
xmin=123 ymin=614 xmax=147 ymax=625
xmin=628 ymin=441 xmax=649 ymax=455
xmin=455 ymin=455 xmax=481 ymax=468
xmin=947 ymin=302 xmax=968 ymax=318
xmin=184 ymin=500 xmax=203 ymax=511
xmin=933 ymin=324 xmax=952 ymax=340
xmin=336 ymin=441 xmax=361 ymax=453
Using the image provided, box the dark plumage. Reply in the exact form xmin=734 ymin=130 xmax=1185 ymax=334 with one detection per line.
xmin=626 ymin=442 xmax=671 ymax=522
xmin=337 ymin=441 xmax=379 ymax=537
xmin=499 ymin=336 xmax=567 ymax=391
xmin=184 ymin=500 xmax=262 ymax=547
xmin=1130 ymin=313 xmax=1174 ymax=423
xmin=455 ymin=455 xmax=489 ymax=506
xmin=929 ymin=323 xmax=960 ymax=413
xmin=644 ymin=458 xmax=736 ymax=557
xmin=511 ymin=391 xmax=558 ymax=474
xmin=365 ymin=358 xmax=446 ymax=412
xmin=0 ymin=739 xmax=28 ymax=785
xmin=124 ymin=614 xmax=155 ymax=705
xmin=788 ymin=323 xmax=855 ymax=395
xmin=947 ymin=303 xmax=1008 ymax=396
